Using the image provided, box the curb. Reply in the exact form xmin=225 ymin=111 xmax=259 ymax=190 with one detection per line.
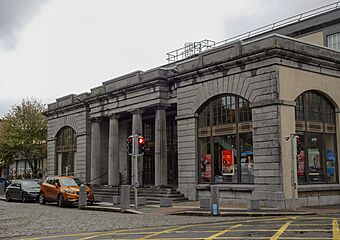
xmin=170 ymin=210 xmax=316 ymax=217
xmin=79 ymin=205 xmax=143 ymax=214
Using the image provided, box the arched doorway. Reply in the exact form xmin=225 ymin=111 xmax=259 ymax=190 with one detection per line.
xmin=56 ymin=126 xmax=77 ymax=176
xmin=197 ymin=94 xmax=253 ymax=184
xmin=295 ymin=91 xmax=338 ymax=184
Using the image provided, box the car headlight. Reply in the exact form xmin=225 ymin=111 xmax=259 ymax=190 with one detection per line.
xmin=64 ymin=189 xmax=75 ymax=194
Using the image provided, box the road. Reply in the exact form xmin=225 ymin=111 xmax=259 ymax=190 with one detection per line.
xmin=1 ymin=200 xmax=340 ymax=240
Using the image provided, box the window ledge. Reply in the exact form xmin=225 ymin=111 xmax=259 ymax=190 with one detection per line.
xmin=298 ymin=184 xmax=340 ymax=192
xmin=196 ymin=184 xmax=254 ymax=191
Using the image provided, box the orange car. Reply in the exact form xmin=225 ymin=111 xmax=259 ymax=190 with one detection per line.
xmin=39 ymin=176 xmax=94 ymax=207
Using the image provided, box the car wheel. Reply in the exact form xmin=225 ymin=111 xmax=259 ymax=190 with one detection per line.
xmin=39 ymin=193 xmax=46 ymax=205
xmin=5 ymin=192 xmax=11 ymax=202
xmin=57 ymin=194 xmax=65 ymax=207
xmin=22 ymin=193 xmax=27 ymax=203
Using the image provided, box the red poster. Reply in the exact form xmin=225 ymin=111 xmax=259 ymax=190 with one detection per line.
xmin=222 ymin=150 xmax=234 ymax=175
xmin=297 ymin=150 xmax=305 ymax=176
xmin=202 ymin=154 xmax=211 ymax=178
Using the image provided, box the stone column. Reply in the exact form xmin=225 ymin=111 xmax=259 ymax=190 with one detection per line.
xmin=155 ymin=106 xmax=168 ymax=186
xmin=90 ymin=118 xmax=101 ymax=185
xmin=108 ymin=114 xmax=120 ymax=186
xmin=131 ymin=109 xmax=143 ymax=185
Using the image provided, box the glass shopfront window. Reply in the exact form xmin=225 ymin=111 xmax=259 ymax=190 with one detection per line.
xmin=295 ymin=91 xmax=337 ymax=184
xmin=56 ymin=127 xmax=77 ymax=176
xmin=198 ymin=94 xmax=253 ymax=184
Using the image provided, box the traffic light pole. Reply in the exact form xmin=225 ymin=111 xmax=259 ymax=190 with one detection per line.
xmin=127 ymin=134 xmax=145 ymax=209
xmin=133 ymin=154 xmax=138 ymax=208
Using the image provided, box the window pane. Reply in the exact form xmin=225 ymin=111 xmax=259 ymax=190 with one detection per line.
xmin=240 ymin=133 xmax=254 ymax=183
xmin=198 ymin=106 xmax=210 ymax=128
xmin=213 ymin=135 xmax=237 ymax=183
xmin=297 ymin=134 xmax=306 ymax=184
xmin=327 ymin=33 xmax=340 ymax=51
xmin=308 ymin=134 xmax=324 ymax=183
xmin=306 ymin=93 xmax=322 ymax=122
xmin=295 ymin=95 xmax=304 ymax=121
xmin=325 ymin=135 xmax=337 ymax=183
xmin=212 ymin=97 xmax=227 ymax=125
xmin=226 ymin=96 xmax=236 ymax=124
xmin=238 ymin=98 xmax=252 ymax=122
xmin=199 ymin=137 xmax=211 ymax=183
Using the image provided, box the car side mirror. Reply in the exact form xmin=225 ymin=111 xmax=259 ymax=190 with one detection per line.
xmin=54 ymin=183 xmax=60 ymax=188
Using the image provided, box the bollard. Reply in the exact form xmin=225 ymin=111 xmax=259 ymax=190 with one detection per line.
xmin=210 ymin=185 xmax=220 ymax=216
xmin=78 ymin=184 xmax=87 ymax=208
xmin=0 ymin=183 xmax=4 ymax=195
xmin=120 ymin=185 xmax=131 ymax=210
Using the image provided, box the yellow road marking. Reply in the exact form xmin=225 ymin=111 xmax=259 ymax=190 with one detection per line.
xmin=138 ymin=225 xmax=195 ymax=239
xmin=333 ymin=219 xmax=340 ymax=240
xmin=270 ymin=221 xmax=292 ymax=240
xmin=277 ymin=238 xmax=332 ymax=240
xmin=205 ymin=224 xmax=242 ymax=240
xmin=20 ymin=216 xmax=299 ymax=240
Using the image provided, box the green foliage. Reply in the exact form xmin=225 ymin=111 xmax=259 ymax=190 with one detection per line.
xmin=0 ymin=98 xmax=47 ymax=175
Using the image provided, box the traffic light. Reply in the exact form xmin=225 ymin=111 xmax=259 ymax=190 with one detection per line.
xmin=137 ymin=136 xmax=145 ymax=155
xmin=127 ymin=136 xmax=134 ymax=155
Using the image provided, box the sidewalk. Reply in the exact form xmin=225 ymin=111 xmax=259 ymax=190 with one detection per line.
xmin=80 ymin=200 xmax=316 ymax=217
xmin=1 ymin=193 xmax=333 ymax=217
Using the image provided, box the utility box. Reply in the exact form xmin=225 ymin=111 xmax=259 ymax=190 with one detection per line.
xmin=211 ymin=185 xmax=220 ymax=216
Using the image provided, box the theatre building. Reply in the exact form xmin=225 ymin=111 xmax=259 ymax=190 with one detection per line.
xmin=46 ymin=4 xmax=340 ymax=208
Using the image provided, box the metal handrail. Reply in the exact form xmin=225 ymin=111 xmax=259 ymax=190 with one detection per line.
xmin=87 ymin=172 xmax=108 ymax=185
xmin=117 ymin=170 xmax=143 ymax=196
xmin=167 ymin=1 xmax=340 ymax=63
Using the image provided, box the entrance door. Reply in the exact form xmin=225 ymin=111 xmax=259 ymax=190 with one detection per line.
xmin=167 ymin=116 xmax=178 ymax=187
xmin=143 ymin=120 xmax=155 ymax=186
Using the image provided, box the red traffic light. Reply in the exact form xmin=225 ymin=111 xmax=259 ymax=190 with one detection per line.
xmin=138 ymin=137 xmax=145 ymax=144
xmin=129 ymin=137 xmax=133 ymax=142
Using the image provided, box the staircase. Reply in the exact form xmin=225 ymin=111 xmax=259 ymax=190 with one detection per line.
xmin=92 ymin=185 xmax=188 ymax=205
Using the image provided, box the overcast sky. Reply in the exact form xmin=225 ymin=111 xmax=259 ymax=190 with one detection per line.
xmin=0 ymin=0 xmax=336 ymax=117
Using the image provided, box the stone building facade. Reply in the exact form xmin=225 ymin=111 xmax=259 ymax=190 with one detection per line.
xmin=46 ymin=6 xmax=340 ymax=208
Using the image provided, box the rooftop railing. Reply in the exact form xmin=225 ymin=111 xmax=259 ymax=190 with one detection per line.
xmin=166 ymin=1 xmax=340 ymax=63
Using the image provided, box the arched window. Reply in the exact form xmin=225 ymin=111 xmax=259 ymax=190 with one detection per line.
xmin=295 ymin=91 xmax=337 ymax=184
xmin=56 ymin=127 xmax=77 ymax=176
xmin=198 ymin=95 xmax=253 ymax=184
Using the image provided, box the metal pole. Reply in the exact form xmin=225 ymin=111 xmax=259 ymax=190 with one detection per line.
xmin=134 ymin=154 xmax=138 ymax=208
xmin=291 ymin=134 xmax=298 ymax=210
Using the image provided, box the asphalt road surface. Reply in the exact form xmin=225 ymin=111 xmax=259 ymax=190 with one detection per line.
xmin=19 ymin=215 xmax=340 ymax=239
xmin=2 ymin=200 xmax=340 ymax=240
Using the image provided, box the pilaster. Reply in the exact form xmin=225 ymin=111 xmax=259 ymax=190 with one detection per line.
xmin=131 ymin=109 xmax=144 ymax=185
xmin=108 ymin=114 xmax=120 ymax=186
xmin=90 ymin=118 xmax=101 ymax=185
xmin=155 ymin=105 xmax=168 ymax=186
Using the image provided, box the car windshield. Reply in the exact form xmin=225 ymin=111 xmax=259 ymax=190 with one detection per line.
xmin=22 ymin=181 xmax=40 ymax=189
xmin=60 ymin=178 xmax=82 ymax=187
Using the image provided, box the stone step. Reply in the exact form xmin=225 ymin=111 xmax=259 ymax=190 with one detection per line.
xmin=93 ymin=185 xmax=188 ymax=204
xmin=93 ymin=191 xmax=185 ymax=198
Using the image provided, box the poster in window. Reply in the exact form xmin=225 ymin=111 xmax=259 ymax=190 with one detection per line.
xmin=308 ymin=148 xmax=320 ymax=176
xmin=201 ymin=154 xmax=211 ymax=179
xmin=297 ymin=150 xmax=305 ymax=176
xmin=326 ymin=150 xmax=335 ymax=177
xmin=222 ymin=150 xmax=234 ymax=175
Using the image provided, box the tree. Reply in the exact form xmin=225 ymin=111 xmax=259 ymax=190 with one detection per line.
xmin=0 ymin=98 xmax=47 ymax=177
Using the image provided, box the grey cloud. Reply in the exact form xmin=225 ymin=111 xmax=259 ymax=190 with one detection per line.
xmin=0 ymin=0 xmax=49 ymax=50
